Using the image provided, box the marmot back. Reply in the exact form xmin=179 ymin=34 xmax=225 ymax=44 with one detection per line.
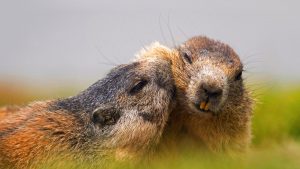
xmin=0 ymin=57 xmax=176 ymax=168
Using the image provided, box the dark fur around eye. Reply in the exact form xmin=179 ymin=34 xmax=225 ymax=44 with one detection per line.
xmin=235 ymin=71 xmax=243 ymax=81
xmin=129 ymin=80 xmax=148 ymax=95
xmin=182 ymin=52 xmax=192 ymax=64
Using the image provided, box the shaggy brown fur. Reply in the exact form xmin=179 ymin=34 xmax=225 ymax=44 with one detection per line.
xmin=0 ymin=58 xmax=176 ymax=169
xmin=0 ymin=106 xmax=20 ymax=119
xmin=137 ymin=36 xmax=253 ymax=154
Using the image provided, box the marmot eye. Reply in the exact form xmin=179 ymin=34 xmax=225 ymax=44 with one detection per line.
xmin=235 ymin=71 xmax=243 ymax=81
xmin=182 ymin=52 xmax=192 ymax=64
xmin=129 ymin=80 xmax=148 ymax=95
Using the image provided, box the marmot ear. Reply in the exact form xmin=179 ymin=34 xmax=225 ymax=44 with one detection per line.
xmin=92 ymin=106 xmax=121 ymax=127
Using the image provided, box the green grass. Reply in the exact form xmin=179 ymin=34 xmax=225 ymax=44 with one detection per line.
xmin=1 ymin=84 xmax=300 ymax=169
xmin=252 ymin=86 xmax=300 ymax=145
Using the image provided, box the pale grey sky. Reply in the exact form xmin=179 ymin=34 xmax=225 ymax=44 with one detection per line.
xmin=1 ymin=0 xmax=300 ymax=87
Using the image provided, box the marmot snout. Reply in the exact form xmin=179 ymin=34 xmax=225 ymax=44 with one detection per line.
xmin=187 ymin=65 xmax=228 ymax=114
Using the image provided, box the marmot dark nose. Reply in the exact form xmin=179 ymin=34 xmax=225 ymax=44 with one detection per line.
xmin=202 ymin=84 xmax=223 ymax=99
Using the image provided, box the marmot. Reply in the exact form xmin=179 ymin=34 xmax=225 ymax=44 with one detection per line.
xmin=137 ymin=36 xmax=253 ymax=153
xmin=0 ymin=57 xmax=176 ymax=168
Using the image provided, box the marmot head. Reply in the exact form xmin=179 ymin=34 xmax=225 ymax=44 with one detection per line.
xmin=54 ymin=57 xmax=176 ymax=160
xmin=98 ymin=58 xmax=176 ymax=159
xmin=175 ymin=36 xmax=251 ymax=116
